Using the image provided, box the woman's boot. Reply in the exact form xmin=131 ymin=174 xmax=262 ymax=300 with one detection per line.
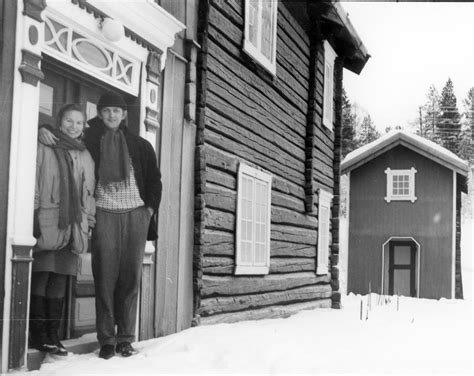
xmin=29 ymin=295 xmax=58 ymax=353
xmin=46 ymin=297 xmax=68 ymax=356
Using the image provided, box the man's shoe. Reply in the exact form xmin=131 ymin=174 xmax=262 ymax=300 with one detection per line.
xmin=115 ymin=342 xmax=137 ymax=357
xmin=99 ymin=344 xmax=115 ymax=359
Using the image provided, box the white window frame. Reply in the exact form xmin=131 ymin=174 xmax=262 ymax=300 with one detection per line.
xmin=322 ymin=40 xmax=337 ymax=130
xmin=317 ymin=189 xmax=333 ymax=275
xmin=384 ymin=167 xmax=418 ymax=203
xmin=235 ymin=163 xmax=272 ymax=275
xmin=243 ymin=0 xmax=278 ymax=75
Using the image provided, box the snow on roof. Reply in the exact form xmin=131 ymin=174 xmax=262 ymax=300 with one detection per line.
xmin=341 ymin=130 xmax=469 ymax=176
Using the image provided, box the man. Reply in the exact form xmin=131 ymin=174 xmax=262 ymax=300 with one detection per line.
xmin=39 ymin=92 xmax=162 ymax=359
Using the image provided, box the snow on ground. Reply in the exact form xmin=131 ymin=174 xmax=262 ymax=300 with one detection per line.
xmin=19 ymin=293 xmax=472 ymax=376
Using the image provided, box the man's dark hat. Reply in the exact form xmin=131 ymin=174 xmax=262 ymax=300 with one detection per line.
xmin=97 ymin=91 xmax=127 ymax=112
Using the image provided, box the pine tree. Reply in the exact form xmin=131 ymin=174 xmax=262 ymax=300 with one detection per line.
xmin=420 ymin=84 xmax=441 ymax=141
xmin=358 ymin=115 xmax=380 ymax=146
xmin=462 ymin=87 xmax=474 ymax=135
xmin=341 ymin=87 xmax=358 ymax=157
xmin=458 ymin=87 xmax=474 ymax=160
xmin=437 ymin=78 xmax=461 ymax=154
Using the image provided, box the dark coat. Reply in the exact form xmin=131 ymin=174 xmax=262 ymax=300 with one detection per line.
xmin=84 ymin=117 xmax=162 ymax=240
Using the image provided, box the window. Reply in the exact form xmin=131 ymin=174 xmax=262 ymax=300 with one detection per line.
xmin=235 ymin=163 xmax=272 ymax=275
xmin=322 ymin=40 xmax=337 ymax=130
xmin=243 ymin=0 xmax=278 ymax=75
xmin=317 ymin=189 xmax=333 ymax=275
xmin=384 ymin=167 xmax=417 ymax=203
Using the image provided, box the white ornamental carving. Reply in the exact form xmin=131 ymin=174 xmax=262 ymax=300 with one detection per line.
xmin=43 ymin=15 xmax=139 ymax=95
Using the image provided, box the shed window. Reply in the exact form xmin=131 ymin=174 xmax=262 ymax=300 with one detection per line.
xmin=384 ymin=168 xmax=417 ymax=203
xmin=317 ymin=189 xmax=333 ymax=275
xmin=236 ymin=163 xmax=272 ymax=275
xmin=323 ymin=41 xmax=337 ymax=130
xmin=243 ymin=0 xmax=278 ymax=75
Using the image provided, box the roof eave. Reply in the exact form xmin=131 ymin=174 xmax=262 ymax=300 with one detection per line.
xmin=331 ymin=1 xmax=371 ymax=74
xmin=341 ymin=134 xmax=469 ymax=177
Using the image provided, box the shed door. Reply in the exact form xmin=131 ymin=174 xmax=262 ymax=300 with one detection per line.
xmin=388 ymin=241 xmax=416 ymax=297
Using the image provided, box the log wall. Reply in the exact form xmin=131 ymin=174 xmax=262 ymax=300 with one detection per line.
xmin=194 ymin=0 xmax=340 ymax=323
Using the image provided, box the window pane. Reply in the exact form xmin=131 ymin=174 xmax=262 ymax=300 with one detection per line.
xmin=74 ymin=40 xmax=110 ymax=69
xmin=39 ymin=83 xmax=54 ymax=116
xmin=260 ymin=0 xmax=273 ymax=60
xmin=324 ymin=63 xmax=332 ymax=119
xmin=249 ymin=0 xmax=259 ymax=47
xmin=392 ymin=174 xmax=411 ymax=196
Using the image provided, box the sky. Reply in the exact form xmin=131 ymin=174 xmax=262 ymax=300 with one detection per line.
xmin=341 ymin=1 xmax=474 ymax=132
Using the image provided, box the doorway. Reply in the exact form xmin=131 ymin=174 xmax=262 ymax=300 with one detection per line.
xmin=36 ymin=57 xmax=138 ymax=340
xmin=388 ymin=241 xmax=417 ymax=297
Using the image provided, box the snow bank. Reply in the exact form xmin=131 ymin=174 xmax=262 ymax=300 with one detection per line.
xmin=20 ymin=294 xmax=472 ymax=375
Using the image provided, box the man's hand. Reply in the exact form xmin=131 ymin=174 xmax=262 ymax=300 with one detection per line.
xmin=146 ymin=207 xmax=154 ymax=216
xmin=38 ymin=127 xmax=59 ymax=146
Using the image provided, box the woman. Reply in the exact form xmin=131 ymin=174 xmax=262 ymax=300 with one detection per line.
xmin=31 ymin=104 xmax=95 ymax=356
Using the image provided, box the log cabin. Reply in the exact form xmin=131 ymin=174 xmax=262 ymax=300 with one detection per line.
xmin=0 ymin=0 xmax=368 ymax=372
xmin=192 ymin=0 xmax=369 ymax=324
xmin=341 ymin=131 xmax=469 ymax=300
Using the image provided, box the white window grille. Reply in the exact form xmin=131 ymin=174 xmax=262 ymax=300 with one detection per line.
xmin=384 ymin=167 xmax=417 ymax=203
xmin=243 ymin=0 xmax=278 ymax=75
xmin=323 ymin=40 xmax=337 ymax=130
xmin=235 ymin=163 xmax=272 ymax=275
xmin=317 ymin=189 xmax=333 ymax=275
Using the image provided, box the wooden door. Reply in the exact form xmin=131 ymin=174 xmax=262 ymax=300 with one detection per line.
xmin=388 ymin=241 xmax=416 ymax=297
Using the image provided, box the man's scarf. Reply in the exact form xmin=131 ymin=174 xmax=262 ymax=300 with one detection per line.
xmin=48 ymin=127 xmax=86 ymax=229
xmin=98 ymin=128 xmax=130 ymax=185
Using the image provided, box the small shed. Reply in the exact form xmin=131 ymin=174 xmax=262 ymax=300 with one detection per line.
xmin=341 ymin=131 xmax=469 ymax=299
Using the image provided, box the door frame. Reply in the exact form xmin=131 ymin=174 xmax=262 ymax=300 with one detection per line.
xmin=381 ymin=237 xmax=420 ymax=298
xmin=3 ymin=0 xmax=184 ymax=371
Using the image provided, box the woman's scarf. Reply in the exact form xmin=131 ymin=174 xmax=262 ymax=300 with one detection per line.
xmin=48 ymin=127 xmax=86 ymax=229
xmin=98 ymin=128 xmax=130 ymax=185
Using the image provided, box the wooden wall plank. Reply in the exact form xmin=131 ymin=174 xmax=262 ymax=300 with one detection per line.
xmin=201 ymin=272 xmax=330 ymax=297
xmin=205 ymin=129 xmax=305 ymax=185
xmin=199 ymin=299 xmax=332 ymax=325
xmin=199 ymin=284 xmax=332 ymax=316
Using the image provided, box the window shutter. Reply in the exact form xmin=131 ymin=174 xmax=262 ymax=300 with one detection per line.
xmin=236 ymin=164 xmax=272 ymax=275
xmin=254 ymin=180 xmax=269 ymax=265
xmin=323 ymin=41 xmax=337 ymax=129
xmin=317 ymin=189 xmax=333 ymax=275
xmin=240 ymin=175 xmax=254 ymax=265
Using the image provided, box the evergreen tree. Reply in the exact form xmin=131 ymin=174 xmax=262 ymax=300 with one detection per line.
xmin=437 ymin=78 xmax=461 ymax=154
xmin=458 ymin=87 xmax=474 ymax=160
xmin=462 ymin=87 xmax=474 ymax=135
xmin=420 ymin=84 xmax=441 ymax=141
xmin=341 ymin=87 xmax=358 ymax=157
xmin=358 ymin=114 xmax=380 ymax=146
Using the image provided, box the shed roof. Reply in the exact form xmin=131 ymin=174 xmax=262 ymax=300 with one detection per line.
xmin=341 ymin=130 xmax=469 ymax=176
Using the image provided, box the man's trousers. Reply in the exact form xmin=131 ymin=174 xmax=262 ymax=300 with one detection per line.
xmin=91 ymin=207 xmax=151 ymax=346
